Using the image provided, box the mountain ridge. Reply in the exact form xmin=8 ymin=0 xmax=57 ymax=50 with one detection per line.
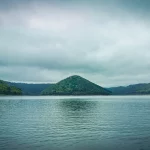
xmin=2 ymin=77 xmax=150 ymax=95
xmin=108 ymin=83 xmax=150 ymax=95
xmin=6 ymin=82 xmax=52 ymax=95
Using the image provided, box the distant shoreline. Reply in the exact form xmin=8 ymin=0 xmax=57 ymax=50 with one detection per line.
xmin=1 ymin=94 xmax=150 ymax=96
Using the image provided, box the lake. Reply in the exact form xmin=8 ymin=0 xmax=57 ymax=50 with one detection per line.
xmin=0 ymin=96 xmax=150 ymax=150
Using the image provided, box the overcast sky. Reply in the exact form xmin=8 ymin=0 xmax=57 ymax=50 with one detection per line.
xmin=0 ymin=0 xmax=150 ymax=87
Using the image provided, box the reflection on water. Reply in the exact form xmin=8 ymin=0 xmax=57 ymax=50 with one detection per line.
xmin=60 ymin=99 xmax=97 ymax=112
xmin=59 ymin=99 xmax=98 ymax=131
xmin=0 ymin=96 xmax=150 ymax=150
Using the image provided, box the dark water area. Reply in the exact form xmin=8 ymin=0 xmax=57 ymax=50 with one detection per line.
xmin=0 ymin=96 xmax=150 ymax=150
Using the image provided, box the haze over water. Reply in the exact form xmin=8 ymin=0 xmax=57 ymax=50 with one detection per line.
xmin=0 ymin=96 xmax=150 ymax=150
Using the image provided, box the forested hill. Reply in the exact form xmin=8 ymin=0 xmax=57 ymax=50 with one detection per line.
xmin=0 ymin=80 xmax=22 ymax=95
xmin=42 ymin=75 xmax=111 ymax=95
xmin=108 ymin=83 xmax=150 ymax=95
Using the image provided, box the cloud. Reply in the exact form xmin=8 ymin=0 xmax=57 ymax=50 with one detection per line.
xmin=0 ymin=0 xmax=150 ymax=86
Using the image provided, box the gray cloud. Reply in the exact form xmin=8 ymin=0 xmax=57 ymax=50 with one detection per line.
xmin=0 ymin=0 xmax=150 ymax=87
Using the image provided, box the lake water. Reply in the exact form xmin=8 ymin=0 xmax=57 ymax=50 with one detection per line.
xmin=0 ymin=96 xmax=150 ymax=150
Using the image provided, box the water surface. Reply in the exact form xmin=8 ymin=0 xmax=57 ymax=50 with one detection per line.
xmin=0 ymin=96 xmax=150 ymax=150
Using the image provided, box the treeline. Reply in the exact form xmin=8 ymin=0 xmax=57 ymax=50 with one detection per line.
xmin=7 ymin=82 xmax=51 ymax=95
xmin=0 ymin=80 xmax=22 ymax=95
xmin=108 ymin=83 xmax=150 ymax=95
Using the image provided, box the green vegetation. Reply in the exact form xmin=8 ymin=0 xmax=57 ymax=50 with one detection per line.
xmin=0 ymin=80 xmax=22 ymax=95
xmin=108 ymin=83 xmax=150 ymax=95
xmin=41 ymin=75 xmax=111 ymax=95
xmin=3 ymin=75 xmax=150 ymax=96
xmin=7 ymin=82 xmax=51 ymax=95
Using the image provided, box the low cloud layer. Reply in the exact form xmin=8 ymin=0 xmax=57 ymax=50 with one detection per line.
xmin=0 ymin=0 xmax=150 ymax=87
